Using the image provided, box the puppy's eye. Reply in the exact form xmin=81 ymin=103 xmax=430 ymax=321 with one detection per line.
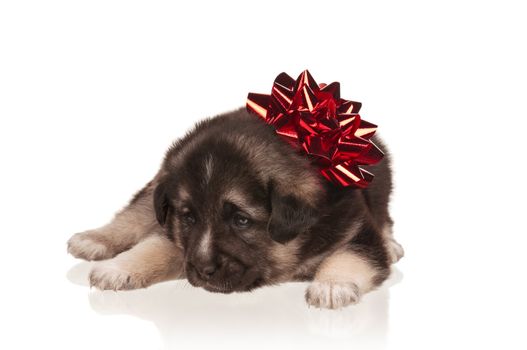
xmin=233 ymin=213 xmax=251 ymax=228
xmin=181 ymin=211 xmax=196 ymax=225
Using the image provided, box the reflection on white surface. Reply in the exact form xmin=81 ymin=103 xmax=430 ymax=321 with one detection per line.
xmin=67 ymin=263 xmax=402 ymax=350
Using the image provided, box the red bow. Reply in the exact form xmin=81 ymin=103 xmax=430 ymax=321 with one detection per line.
xmin=247 ymin=70 xmax=383 ymax=188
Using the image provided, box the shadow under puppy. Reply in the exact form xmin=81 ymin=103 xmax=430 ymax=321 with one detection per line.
xmin=67 ymin=108 xmax=404 ymax=309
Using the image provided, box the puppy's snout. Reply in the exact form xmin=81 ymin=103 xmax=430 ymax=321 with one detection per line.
xmin=198 ymin=263 xmax=217 ymax=280
xmin=192 ymin=259 xmax=220 ymax=280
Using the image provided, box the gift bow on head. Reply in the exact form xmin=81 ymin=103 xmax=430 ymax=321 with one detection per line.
xmin=247 ymin=70 xmax=383 ymax=188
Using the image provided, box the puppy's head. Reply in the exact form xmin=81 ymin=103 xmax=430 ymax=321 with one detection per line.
xmin=153 ymin=120 xmax=323 ymax=293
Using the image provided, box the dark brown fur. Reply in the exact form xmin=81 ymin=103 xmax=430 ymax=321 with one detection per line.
xmin=151 ymin=108 xmax=395 ymax=293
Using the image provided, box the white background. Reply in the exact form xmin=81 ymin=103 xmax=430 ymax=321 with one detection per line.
xmin=1 ymin=1 xmax=526 ymax=349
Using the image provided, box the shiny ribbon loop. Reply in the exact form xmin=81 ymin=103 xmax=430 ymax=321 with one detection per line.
xmin=247 ymin=70 xmax=383 ymax=188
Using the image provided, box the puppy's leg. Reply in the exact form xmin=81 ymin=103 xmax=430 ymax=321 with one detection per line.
xmin=305 ymin=251 xmax=375 ymax=309
xmin=89 ymin=234 xmax=184 ymax=290
xmin=68 ymin=181 xmax=159 ymax=261
xmin=305 ymin=226 xmax=391 ymax=309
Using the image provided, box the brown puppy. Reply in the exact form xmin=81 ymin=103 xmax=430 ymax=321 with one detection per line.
xmin=67 ymin=108 xmax=403 ymax=309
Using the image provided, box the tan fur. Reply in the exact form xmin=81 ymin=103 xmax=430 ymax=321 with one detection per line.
xmin=68 ymin=169 xmax=185 ymax=290
xmin=197 ymin=228 xmax=212 ymax=258
xmin=177 ymin=188 xmax=190 ymax=201
xmin=89 ymin=234 xmax=185 ymax=290
xmin=268 ymin=239 xmax=302 ymax=281
xmin=67 ymin=176 xmax=164 ymax=261
xmin=305 ymin=250 xmax=379 ymax=309
xmin=67 ymin=232 xmax=112 ymax=261
xmin=203 ymin=154 xmax=214 ymax=184
xmin=305 ymin=281 xmax=360 ymax=309
xmin=293 ymin=221 xmax=363 ymax=280
xmin=381 ymin=224 xmax=404 ymax=264
xmin=224 ymin=188 xmax=267 ymax=220
xmin=293 ymin=254 xmax=326 ymax=280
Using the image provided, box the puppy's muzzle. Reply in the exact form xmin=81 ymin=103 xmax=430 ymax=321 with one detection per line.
xmin=187 ymin=254 xmax=253 ymax=292
xmin=191 ymin=259 xmax=219 ymax=281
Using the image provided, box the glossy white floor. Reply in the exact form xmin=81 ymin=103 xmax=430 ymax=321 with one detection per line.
xmin=1 ymin=1 xmax=526 ymax=349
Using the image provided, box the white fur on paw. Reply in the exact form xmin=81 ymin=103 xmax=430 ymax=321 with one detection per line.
xmin=388 ymin=238 xmax=404 ymax=263
xmin=67 ymin=231 xmax=112 ymax=261
xmin=89 ymin=261 xmax=147 ymax=291
xmin=305 ymin=281 xmax=361 ymax=309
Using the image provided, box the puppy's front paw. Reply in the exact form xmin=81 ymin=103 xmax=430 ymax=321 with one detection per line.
xmin=89 ymin=261 xmax=147 ymax=291
xmin=305 ymin=281 xmax=361 ymax=309
xmin=67 ymin=231 xmax=113 ymax=261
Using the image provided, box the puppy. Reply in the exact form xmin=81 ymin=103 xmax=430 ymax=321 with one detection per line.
xmin=67 ymin=108 xmax=404 ymax=309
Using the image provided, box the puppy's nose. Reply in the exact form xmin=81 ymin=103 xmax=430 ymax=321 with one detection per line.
xmin=196 ymin=262 xmax=218 ymax=280
xmin=201 ymin=265 xmax=216 ymax=278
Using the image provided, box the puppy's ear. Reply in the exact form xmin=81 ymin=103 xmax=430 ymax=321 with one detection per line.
xmin=153 ymin=180 xmax=171 ymax=226
xmin=268 ymin=184 xmax=319 ymax=244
